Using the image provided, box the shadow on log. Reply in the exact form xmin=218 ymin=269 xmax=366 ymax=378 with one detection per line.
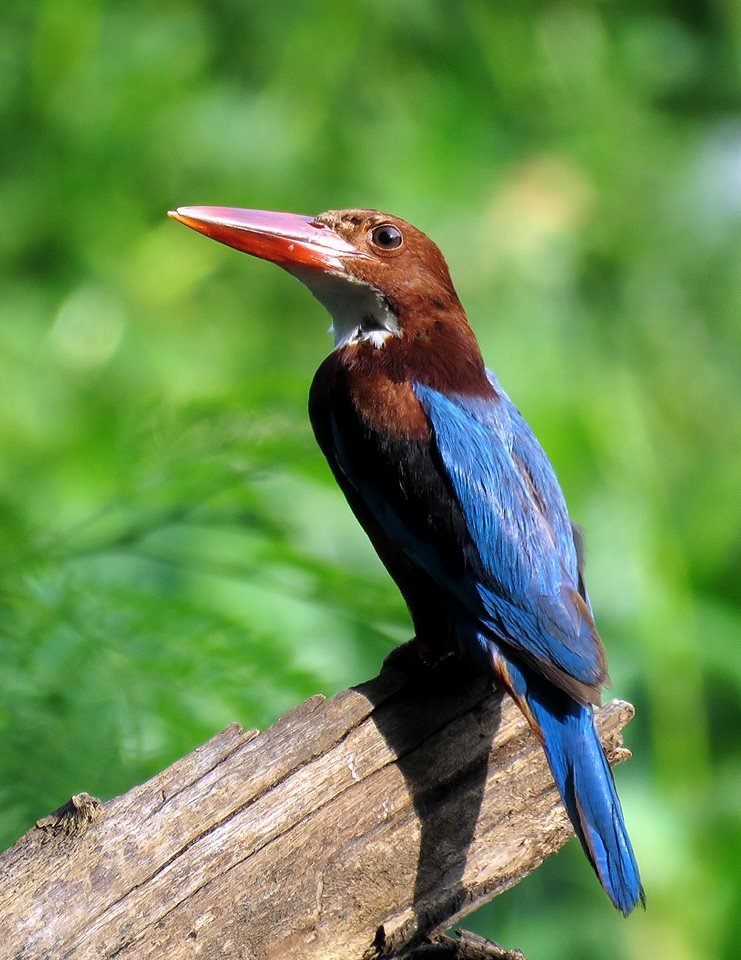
xmin=0 ymin=666 xmax=636 ymax=960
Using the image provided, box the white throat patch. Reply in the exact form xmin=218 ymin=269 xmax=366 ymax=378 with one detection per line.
xmin=288 ymin=266 xmax=400 ymax=350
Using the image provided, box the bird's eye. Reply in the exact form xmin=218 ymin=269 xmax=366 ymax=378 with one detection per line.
xmin=370 ymin=224 xmax=403 ymax=251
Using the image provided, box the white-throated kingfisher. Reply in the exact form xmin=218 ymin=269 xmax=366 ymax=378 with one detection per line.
xmin=168 ymin=205 xmax=644 ymax=915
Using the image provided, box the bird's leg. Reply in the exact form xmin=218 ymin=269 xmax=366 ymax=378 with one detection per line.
xmin=381 ymin=637 xmax=478 ymax=691
xmin=381 ymin=636 xmax=451 ymax=671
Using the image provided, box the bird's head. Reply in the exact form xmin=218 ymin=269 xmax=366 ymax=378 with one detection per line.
xmin=168 ymin=206 xmax=469 ymax=351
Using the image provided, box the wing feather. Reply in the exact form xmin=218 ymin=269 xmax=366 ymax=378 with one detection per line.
xmin=414 ymin=381 xmax=607 ymax=697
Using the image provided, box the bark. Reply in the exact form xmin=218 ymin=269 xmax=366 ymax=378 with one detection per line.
xmin=0 ymin=667 xmax=636 ymax=960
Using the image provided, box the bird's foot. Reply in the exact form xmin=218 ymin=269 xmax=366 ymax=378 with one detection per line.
xmin=381 ymin=638 xmax=478 ymax=692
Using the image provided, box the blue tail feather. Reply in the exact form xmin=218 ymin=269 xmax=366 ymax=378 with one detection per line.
xmin=489 ymin=643 xmax=644 ymax=915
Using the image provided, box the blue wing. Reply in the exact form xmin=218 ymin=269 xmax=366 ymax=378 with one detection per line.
xmin=414 ymin=377 xmax=607 ymax=700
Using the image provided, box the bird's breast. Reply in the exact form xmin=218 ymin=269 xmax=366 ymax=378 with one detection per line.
xmin=347 ymin=369 xmax=430 ymax=440
xmin=311 ymin=348 xmax=431 ymax=442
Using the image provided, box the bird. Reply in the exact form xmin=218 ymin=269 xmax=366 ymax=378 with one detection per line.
xmin=168 ymin=204 xmax=644 ymax=915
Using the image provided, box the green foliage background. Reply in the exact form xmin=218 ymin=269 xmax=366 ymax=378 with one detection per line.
xmin=1 ymin=2 xmax=740 ymax=957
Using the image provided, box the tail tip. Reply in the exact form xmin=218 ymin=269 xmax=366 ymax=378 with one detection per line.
xmin=615 ymin=882 xmax=646 ymax=917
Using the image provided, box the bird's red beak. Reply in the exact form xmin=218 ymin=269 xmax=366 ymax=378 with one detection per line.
xmin=167 ymin=206 xmax=360 ymax=271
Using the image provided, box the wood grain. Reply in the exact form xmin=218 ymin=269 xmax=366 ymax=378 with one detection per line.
xmin=0 ymin=668 xmax=636 ymax=960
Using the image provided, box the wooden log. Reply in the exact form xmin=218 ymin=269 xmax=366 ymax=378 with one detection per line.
xmin=0 ymin=668 xmax=636 ymax=960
